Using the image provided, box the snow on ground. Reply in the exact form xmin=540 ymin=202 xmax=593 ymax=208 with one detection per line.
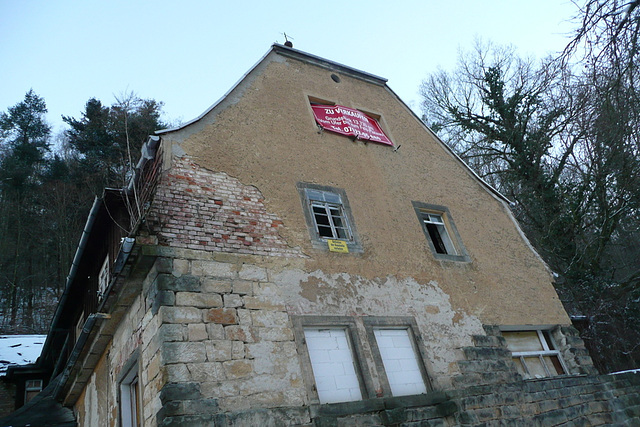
xmin=0 ymin=335 xmax=46 ymax=375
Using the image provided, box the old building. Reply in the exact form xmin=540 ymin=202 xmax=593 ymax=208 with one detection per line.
xmin=2 ymin=44 xmax=639 ymax=426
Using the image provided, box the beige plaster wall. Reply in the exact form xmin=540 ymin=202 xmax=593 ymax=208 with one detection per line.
xmin=161 ymin=51 xmax=568 ymax=327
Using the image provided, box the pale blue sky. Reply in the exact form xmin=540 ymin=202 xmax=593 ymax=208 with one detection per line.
xmin=1 ymin=0 xmax=579 ymax=135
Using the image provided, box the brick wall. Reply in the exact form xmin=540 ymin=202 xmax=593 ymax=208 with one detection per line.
xmin=146 ymin=156 xmax=304 ymax=258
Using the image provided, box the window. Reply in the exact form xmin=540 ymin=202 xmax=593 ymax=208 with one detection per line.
xmin=293 ymin=316 xmax=432 ymax=406
xmin=119 ymin=362 xmax=141 ymax=427
xmin=373 ymin=329 xmax=428 ymax=396
xmin=311 ymin=199 xmax=350 ymax=240
xmin=24 ymin=379 xmax=43 ymax=403
xmin=98 ymin=254 xmax=110 ymax=302
xmin=502 ymin=330 xmax=567 ymax=379
xmin=292 ymin=316 xmax=372 ymax=405
xmin=304 ymin=328 xmax=362 ymax=404
xmin=421 ymin=213 xmax=455 ymax=255
xmin=413 ymin=201 xmax=470 ymax=262
xmin=364 ymin=317 xmax=432 ymax=397
xmin=297 ymin=183 xmax=362 ymax=252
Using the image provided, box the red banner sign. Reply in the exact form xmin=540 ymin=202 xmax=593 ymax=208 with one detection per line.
xmin=311 ymin=104 xmax=393 ymax=146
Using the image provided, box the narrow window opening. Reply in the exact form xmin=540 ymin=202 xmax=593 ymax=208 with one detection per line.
xmin=120 ymin=363 xmax=141 ymax=427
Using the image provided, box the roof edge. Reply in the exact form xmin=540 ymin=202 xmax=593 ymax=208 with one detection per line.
xmin=157 ymin=44 xmax=388 ymax=135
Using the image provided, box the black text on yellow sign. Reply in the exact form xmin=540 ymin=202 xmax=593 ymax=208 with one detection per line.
xmin=327 ymin=239 xmax=349 ymax=253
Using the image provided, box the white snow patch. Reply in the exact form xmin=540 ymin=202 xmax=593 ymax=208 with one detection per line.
xmin=0 ymin=335 xmax=46 ymax=375
xmin=610 ymin=369 xmax=640 ymax=375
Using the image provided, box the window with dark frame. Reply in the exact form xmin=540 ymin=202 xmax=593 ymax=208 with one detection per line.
xmin=502 ymin=330 xmax=567 ymax=379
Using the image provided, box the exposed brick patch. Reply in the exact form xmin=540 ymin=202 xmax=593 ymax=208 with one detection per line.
xmin=146 ymin=156 xmax=303 ymax=258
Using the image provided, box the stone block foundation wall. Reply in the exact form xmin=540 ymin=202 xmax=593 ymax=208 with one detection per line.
xmin=143 ymin=250 xmax=309 ymax=426
xmin=140 ymin=247 xmax=640 ymax=426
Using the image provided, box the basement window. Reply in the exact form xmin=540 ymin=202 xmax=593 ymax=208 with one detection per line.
xmin=413 ymin=201 xmax=470 ymax=262
xmin=503 ymin=330 xmax=567 ymax=379
xmin=297 ymin=183 xmax=362 ymax=253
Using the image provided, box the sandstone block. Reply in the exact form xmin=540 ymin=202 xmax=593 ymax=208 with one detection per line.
xmin=251 ymin=310 xmax=289 ymax=328
xmin=258 ymin=326 xmax=294 ymax=342
xmin=192 ymin=260 xmax=235 ymax=279
xmin=243 ymin=296 xmax=285 ymax=311
xmin=202 ymin=278 xmax=232 ymax=294
xmin=205 ymin=308 xmax=238 ymax=325
xmin=160 ymin=306 xmax=202 ymax=324
xmin=163 ymin=342 xmax=207 ymax=364
xmin=205 ymin=340 xmax=233 ymax=362
xmin=225 ymin=325 xmax=257 ymax=343
xmin=223 ymin=359 xmax=254 ymax=379
xmin=176 ymin=292 xmax=223 ymax=308
xmin=232 ymin=280 xmax=253 ymax=296
xmin=188 ymin=323 xmax=208 ymax=341
xmin=187 ymin=362 xmax=225 ymax=382
xmin=224 ymin=293 xmax=243 ymax=308
xmin=239 ymin=264 xmax=268 ymax=281
xmin=159 ymin=323 xmax=187 ymax=342
xmin=206 ymin=323 xmax=225 ymax=340
xmin=173 ymin=258 xmax=190 ymax=276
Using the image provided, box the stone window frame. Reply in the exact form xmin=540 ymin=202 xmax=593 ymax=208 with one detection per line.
xmin=117 ymin=349 xmax=142 ymax=427
xmin=297 ymin=182 xmax=363 ymax=253
xmin=500 ymin=326 xmax=570 ymax=380
xmin=291 ymin=315 xmax=374 ymax=405
xmin=412 ymin=201 xmax=470 ymax=262
xmin=363 ymin=316 xmax=433 ymax=397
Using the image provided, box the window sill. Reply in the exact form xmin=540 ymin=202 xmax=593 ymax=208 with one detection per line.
xmin=433 ymin=253 xmax=471 ymax=263
xmin=309 ymin=391 xmax=456 ymax=419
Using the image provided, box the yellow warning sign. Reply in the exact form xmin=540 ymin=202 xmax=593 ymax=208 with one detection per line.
xmin=328 ymin=239 xmax=349 ymax=253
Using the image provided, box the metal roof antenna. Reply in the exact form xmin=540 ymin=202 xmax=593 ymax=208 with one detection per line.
xmin=282 ymin=32 xmax=294 ymax=48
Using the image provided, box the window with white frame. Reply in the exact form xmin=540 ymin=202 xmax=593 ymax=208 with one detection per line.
xmin=421 ymin=213 xmax=456 ymax=255
xmin=502 ymin=330 xmax=566 ymax=379
xmin=303 ymin=328 xmax=363 ymax=404
xmin=297 ymin=183 xmax=362 ymax=252
xmin=120 ymin=362 xmax=141 ymax=427
xmin=98 ymin=254 xmax=110 ymax=302
xmin=413 ymin=201 xmax=470 ymax=262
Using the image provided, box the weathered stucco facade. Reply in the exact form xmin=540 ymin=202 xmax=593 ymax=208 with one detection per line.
xmin=5 ymin=44 xmax=640 ymax=427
